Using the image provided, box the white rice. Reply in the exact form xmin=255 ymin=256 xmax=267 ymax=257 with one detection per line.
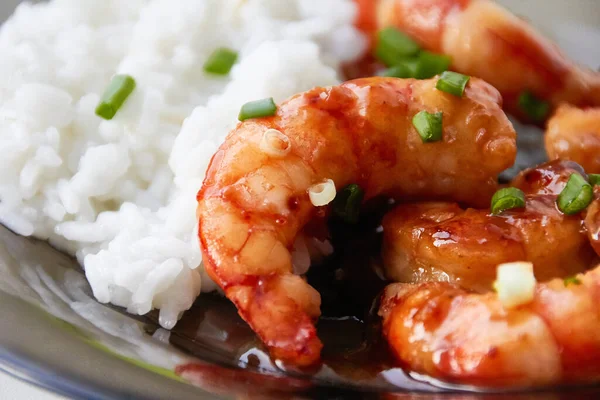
xmin=0 ymin=0 xmax=366 ymax=328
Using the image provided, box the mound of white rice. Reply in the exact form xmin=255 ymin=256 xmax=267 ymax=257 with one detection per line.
xmin=0 ymin=0 xmax=366 ymax=328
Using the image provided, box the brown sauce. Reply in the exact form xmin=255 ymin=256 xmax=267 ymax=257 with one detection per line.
xmin=145 ymin=164 xmax=598 ymax=395
xmin=139 ymin=199 xmax=510 ymax=398
xmin=144 ymin=184 xmax=598 ymax=396
xmin=145 ymin=198 xmax=465 ymax=394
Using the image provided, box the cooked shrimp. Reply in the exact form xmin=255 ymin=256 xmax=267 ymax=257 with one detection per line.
xmin=197 ymin=77 xmax=516 ymax=366
xmin=356 ymin=0 xmax=600 ymax=119
xmin=382 ymin=160 xmax=597 ymax=292
xmin=546 ymin=105 xmax=600 ymax=173
xmin=584 ymin=189 xmax=600 ymax=257
xmin=379 ymin=263 xmax=600 ymax=387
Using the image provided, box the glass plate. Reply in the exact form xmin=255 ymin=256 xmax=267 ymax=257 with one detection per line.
xmin=1 ymin=1 xmax=599 ymax=399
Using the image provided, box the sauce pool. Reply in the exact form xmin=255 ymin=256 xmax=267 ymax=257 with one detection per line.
xmin=155 ymin=198 xmax=459 ymax=394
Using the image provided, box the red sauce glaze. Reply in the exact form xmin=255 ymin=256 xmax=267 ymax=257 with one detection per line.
xmin=354 ymin=0 xmax=379 ymax=35
xmin=486 ymin=27 xmax=569 ymax=94
xmin=384 ymin=0 xmax=471 ymax=52
xmin=511 ymin=160 xmax=586 ymax=195
xmin=485 ymin=24 xmax=572 ymax=118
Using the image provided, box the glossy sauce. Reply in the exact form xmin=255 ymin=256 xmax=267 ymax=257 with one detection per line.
xmin=382 ymin=161 xmax=597 ymax=293
xmin=156 ymin=198 xmax=459 ymax=393
xmin=162 ymin=162 xmax=600 ymax=394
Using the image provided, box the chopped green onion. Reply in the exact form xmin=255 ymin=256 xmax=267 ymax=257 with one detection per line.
xmin=375 ymin=27 xmax=420 ymax=67
xmin=203 ymin=47 xmax=238 ymax=75
xmin=518 ymin=91 xmax=550 ymax=122
xmin=589 ymin=174 xmax=600 ymax=186
xmin=415 ymin=51 xmax=452 ymax=79
xmin=557 ymin=173 xmax=593 ymax=215
xmin=379 ymin=63 xmax=414 ymax=78
xmin=379 ymin=53 xmax=452 ymax=80
xmin=332 ymin=184 xmax=365 ymax=224
xmin=238 ymin=98 xmax=277 ymax=121
xmin=564 ymin=276 xmax=582 ymax=286
xmin=412 ymin=111 xmax=443 ymax=143
xmin=95 ymin=75 xmax=136 ymax=120
xmin=436 ymin=71 xmax=470 ymax=97
xmin=400 ymin=58 xmax=420 ymax=77
xmin=386 ymin=58 xmax=421 ymax=78
xmin=490 ymin=187 xmax=526 ymax=215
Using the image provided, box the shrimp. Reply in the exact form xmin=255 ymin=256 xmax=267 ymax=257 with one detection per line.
xmin=356 ymin=0 xmax=600 ymax=119
xmin=197 ymin=76 xmax=516 ymax=366
xmin=546 ymin=105 xmax=600 ymax=173
xmin=382 ymin=160 xmax=597 ymax=292
xmin=379 ymin=263 xmax=600 ymax=387
xmin=584 ymin=188 xmax=600 ymax=257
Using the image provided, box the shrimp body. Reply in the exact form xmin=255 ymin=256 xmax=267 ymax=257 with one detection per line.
xmin=382 ymin=161 xmax=596 ymax=292
xmin=359 ymin=0 xmax=600 ymax=118
xmin=197 ymin=77 xmax=516 ymax=366
xmin=584 ymin=189 xmax=600 ymax=257
xmin=546 ymin=105 xmax=600 ymax=173
xmin=379 ymin=264 xmax=600 ymax=387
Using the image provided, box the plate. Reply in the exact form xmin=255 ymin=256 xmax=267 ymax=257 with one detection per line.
xmin=0 ymin=1 xmax=599 ymax=399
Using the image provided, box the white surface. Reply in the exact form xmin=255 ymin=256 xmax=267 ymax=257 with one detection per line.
xmin=0 ymin=372 xmax=66 ymax=400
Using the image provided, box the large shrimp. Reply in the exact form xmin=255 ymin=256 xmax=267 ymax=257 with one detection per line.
xmin=584 ymin=188 xmax=600 ymax=257
xmin=356 ymin=0 xmax=600 ymax=120
xmin=379 ymin=261 xmax=600 ymax=387
xmin=546 ymin=105 xmax=600 ymax=173
xmin=197 ymin=76 xmax=516 ymax=366
xmin=382 ymin=160 xmax=597 ymax=292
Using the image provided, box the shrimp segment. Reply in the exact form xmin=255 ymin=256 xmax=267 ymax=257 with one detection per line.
xmin=546 ymin=105 xmax=600 ymax=173
xmin=382 ymin=161 xmax=597 ymax=292
xmin=197 ymin=77 xmax=516 ymax=366
xmin=379 ymin=266 xmax=600 ymax=386
xmin=358 ymin=0 xmax=600 ymax=117
xmin=584 ymin=189 xmax=600 ymax=257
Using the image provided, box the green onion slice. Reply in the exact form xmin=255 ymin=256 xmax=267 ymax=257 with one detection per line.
xmin=518 ymin=91 xmax=550 ymax=122
xmin=412 ymin=111 xmax=443 ymax=143
xmin=563 ymin=276 xmax=582 ymax=286
xmin=436 ymin=71 xmax=470 ymax=97
xmin=383 ymin=58 xmax=421 ymax=78
xmin=557 ymin=173 xmax=593 ymax=215
xmin=374 ymin=27 xmax=420 ymax=67
xmin=238 ymin=98 xmax=277 ymax=121
xmin=400 ymin=58 xmax=420 ymax=77
xmin=379 ymin=63 xmax=414 ymax=78
xmin=490 ymin=187 xmax=526 ymax=215
xmin=95 ymin=75 xmax=136 ymax=120
xmin=589 ymin=174 xmax=600 ymax=186
xmin=203 ymin=47 xmax=238 ymax=75
xmin=416 ymin=51 xmax=452 ymax=79
xmin=379 ymin=53 xmax=452 ymax=81
xmin=332 ymin=184 xmax=365 ymax=224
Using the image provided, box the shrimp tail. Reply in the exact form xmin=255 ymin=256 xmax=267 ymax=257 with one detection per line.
xmin=225 ymin=277 xmax=323 ymax=366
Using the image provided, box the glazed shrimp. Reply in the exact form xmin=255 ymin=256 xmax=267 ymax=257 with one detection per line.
xmin=382 ymin=160 xmax=597 ymax=292
xmin=379 ymin=261 xmax=600 ymax=387
xmin=546 ymin=105 xmax=600 ymax=173
xmin=584 ymin=188 xmax=600 ymax=257
xmin=356 ymin=0 xmax=600 ymax=119
xmin=197 ymin=77 xmax=516 ymax=366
